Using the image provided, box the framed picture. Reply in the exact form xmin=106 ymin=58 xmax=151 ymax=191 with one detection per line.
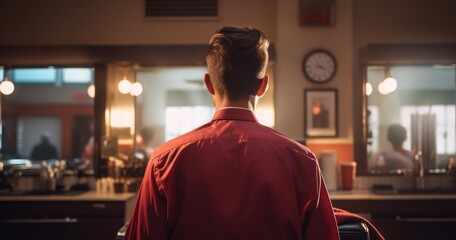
xmin=304 ymin=89 xmax=338 ymax=138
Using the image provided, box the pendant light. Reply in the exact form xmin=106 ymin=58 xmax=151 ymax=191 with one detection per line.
xmin=87 ymin=82 xmax=95 ymax=98
xmin=118 ymin=71 xmax=132 ymax=94
xmin=117 ymin=70 xmax=142 ymax=96
xmin=378 ymin=65 xmax=397 ymax=95
xmin=130 ymin=82 xmax=143 ymax=96
xmin=0 ymin=67 xmax=15 ymax=95
xmin=365 ymin=82 xmax=373 ymax=96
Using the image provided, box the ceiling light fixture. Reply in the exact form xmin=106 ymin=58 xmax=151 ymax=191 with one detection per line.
xmin=117 ymin=71 xmax=142 ymax=96
xmin=378 ymin=65 xmax=397 ymax=95
xmin=365 ymin=82 xmax=373 ymax=96
xmin=87 ymin=82 xmax=95 ymax=98
xmin=118 ymin=72 xmax=132 ymax=94
xmin=130 ymin=82 xmax=143 ymax=96
xmin=0 ymin=67 xmax=15 ymax=95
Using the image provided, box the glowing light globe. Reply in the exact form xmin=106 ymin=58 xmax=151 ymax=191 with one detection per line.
xmin=0 ymin=79 xmax=15 ymax=95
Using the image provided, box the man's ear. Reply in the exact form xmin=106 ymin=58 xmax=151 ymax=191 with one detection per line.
xmin=204 ymin=73 xmax=215 ymax=95
xmin=257 ymin=75 xmax=269 ymax=97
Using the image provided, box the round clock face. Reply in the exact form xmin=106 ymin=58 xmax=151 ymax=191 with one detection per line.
xmin=302 ymin=49 xmax=337 ymax=83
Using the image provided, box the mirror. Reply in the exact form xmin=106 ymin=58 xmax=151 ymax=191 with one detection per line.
xmin=133 ymin=65 xmax=275 ymax=158
xmin=366 ymin=64 xmax=456 ymax=174
xmin=0 ymin=66 xmax=95 ymax=169
xmin=135 ymin=66 xmax=213 ymax=152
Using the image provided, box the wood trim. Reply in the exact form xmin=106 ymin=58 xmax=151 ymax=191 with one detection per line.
xmin=366 ymin=43 xmax=456 ymax=64
xmin=0 ymin=45 xmax=276 ymax=67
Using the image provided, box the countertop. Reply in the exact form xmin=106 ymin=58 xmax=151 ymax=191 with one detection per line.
xmin=0 ymin=190 xmax=137 ymax=202
xmin=329 ymin=189 xmax=456 ymax=200
xmin=2 ymin=189 xmax=456 ymax=202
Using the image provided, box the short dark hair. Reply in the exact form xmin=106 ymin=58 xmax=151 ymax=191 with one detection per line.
xmin=387 ymin=124 xmax=407 ymax=147
xmin=206 ymin=26 xmax=269 ymax=101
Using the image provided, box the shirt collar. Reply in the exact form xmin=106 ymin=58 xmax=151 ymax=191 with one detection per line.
xmin=212 ymin=107 xmax=258 ymax=122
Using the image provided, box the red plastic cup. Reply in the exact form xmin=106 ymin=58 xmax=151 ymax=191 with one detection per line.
xmin=341 ymin=162 xmax=357 ymax=190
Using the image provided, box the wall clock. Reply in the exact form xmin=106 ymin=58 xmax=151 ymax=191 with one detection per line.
xmin=302 ymin=49 xmax=337 ymax=83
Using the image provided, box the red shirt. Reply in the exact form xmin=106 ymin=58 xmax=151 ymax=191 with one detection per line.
xmin=124 ymin=108 xmax=339 ymax=240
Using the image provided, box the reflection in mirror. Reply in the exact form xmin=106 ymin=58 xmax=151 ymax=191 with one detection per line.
xmin=136 ymin=66 xmax=214 ymax=151
xmin=366 ymin=65 xmax=456 ymax=174
xmin=134 ymin=65 xmax=275 ymax=161
xmin=0 ymin=66 xmax=95 ymax=170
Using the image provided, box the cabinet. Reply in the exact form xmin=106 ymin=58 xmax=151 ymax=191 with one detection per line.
xmin=332 ymin=195 xmax=456 ymax=240
xmin=0 ymin=192 xmax=135 ymax=240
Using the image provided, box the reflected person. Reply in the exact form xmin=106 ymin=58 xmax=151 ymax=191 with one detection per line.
xmin=124 ymin=26 xmax=339 ymax=239
xmin=136 ymin=127 xmax=155 ymax=161
xmin=30 ymin=131 xmax=58 ymax=160
xmin=375 ymin=124 xmax=414 ymax=171
xmin=81 ymin=122 xmax=94 ymax=169
xmin=312 ymin=99 xmax=329 ymax=128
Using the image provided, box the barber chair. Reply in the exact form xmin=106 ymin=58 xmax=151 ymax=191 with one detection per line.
xmin=338 ymin=221 xmax=370 ymax=240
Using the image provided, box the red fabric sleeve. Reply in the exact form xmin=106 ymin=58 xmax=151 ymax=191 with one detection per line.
xmin=302 ymin=164 xmax=340 ymax=240
xmin=123 ymin=162 xmax=168 ymax=240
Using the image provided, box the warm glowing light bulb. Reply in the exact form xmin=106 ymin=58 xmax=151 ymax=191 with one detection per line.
xmin=0 ymin=77 xmax=15 ymax=95
xmin=118 ymin=79 xmax=132 ymax=94
xmin=366 ymin=82 xmax=373 ymax=96
xmin=87 ymin=83 xmax=95 ymax=98
xmin=383 ymin=77 xmax=397 ymax=93
xmin=378 ymin=81 xmax=389 ymax=95
xmin=130 ymin=82 xmax=143 ymax=96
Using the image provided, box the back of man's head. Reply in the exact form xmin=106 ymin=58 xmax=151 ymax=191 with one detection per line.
xmin=387 ymin=124 xmax=407 ymax=147
xmin=206 ymin=26 xmax=269 ymax=101
xmin=41 ymin=131 xmax=51 ymax=143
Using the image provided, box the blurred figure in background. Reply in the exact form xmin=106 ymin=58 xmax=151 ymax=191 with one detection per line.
xmin=30 ymin=131 xmax=58 ymax=160
xmin=138 ymin=127 xmax=155 ymax=161
xmin=81 ymin=122 xmax=94 ymax=169
xmin=374 ymin=124 xmax=414 ymax=171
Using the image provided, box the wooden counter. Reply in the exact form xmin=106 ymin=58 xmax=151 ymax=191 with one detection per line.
xmin=330 ymin=190 xmax=456 ymax=240
xmin=0 ymin=191 xmax=137 ymax=240
xmin=2 ymin=189 xmax=455 ymax=240
xmin=0 ymin=190 xmax=136 ymax=202
xmin=330 ymin=189 xmax=456 ymax=200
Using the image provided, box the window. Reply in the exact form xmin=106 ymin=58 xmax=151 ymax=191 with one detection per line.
xmin=165 ymin=106 xmax=215 ymax=141
xmin=62 ymin=68 xmax=93 ymax=83
xmin=13 ymin=68 xmax=56 ymax=83
xmin=401 ymin=105 xmax=455 ymax=155
xmin=9 ymin=67 xmax=93 ymax=84
xmin=367 ymin=105 xmax=380 ymax=153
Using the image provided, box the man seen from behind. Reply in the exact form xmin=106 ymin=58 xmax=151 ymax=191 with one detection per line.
xmin=124 ymin=26 xmax=339 ymax=240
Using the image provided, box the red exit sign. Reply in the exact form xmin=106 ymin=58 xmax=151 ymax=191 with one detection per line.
xmin=299 ymin=0 xmax=335 ymax=26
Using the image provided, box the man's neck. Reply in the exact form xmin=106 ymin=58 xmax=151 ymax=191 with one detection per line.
xmin=214 ymin=97 xmax=255 ymax=111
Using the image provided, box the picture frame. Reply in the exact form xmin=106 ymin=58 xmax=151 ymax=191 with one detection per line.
xmin=304 ymin=89 xmax=338 ymax=138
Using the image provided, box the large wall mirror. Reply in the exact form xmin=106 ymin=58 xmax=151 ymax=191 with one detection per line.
xmin=355 ymin=44 xmax=456 ymax=175
xmin=366 ymin=64 xmax=455 ymax=174
xmin=0 ymin=45 xmax=275 ymax=182
xmin=133 ymin=65 xmax=276 ymax=160
xmin=0 ymin=66 xmax=95 ymax=168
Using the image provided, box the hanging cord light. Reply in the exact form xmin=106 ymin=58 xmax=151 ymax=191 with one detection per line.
xmin=117 ymin=69 xmax=142 ymax=96
xmin=118 ymin=71 xmax=132 ymax=94
xmin=378 ymin=65 xmax=397 ymax=95
xmin=130 ymin=82 xmax=143 ymax=96
xmin=87 ymin=81 xmax=95 ymax=98
xmin=0 ymin=66 xmax=15 ymax=95
xmin=85 ymin=67 xmax=95 ymax=98
xmin=365 ymin=82 xmax=373 ymax=96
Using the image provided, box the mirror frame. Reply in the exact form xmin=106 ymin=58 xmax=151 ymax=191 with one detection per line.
xmin=354 ymin=43 xmax=456 ymax=175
